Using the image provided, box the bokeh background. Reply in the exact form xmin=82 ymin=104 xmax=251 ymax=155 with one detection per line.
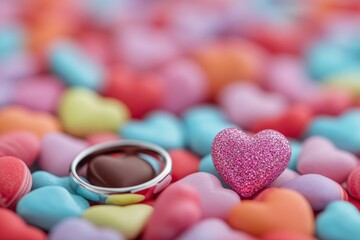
xmin=1 ymin=0 xmax=360 ymax=117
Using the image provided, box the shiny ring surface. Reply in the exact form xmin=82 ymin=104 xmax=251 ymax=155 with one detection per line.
xmin=69 ymin=140 xmax=172 ymax=202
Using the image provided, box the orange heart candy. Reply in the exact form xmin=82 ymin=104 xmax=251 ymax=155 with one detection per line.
xmin=228 ymin=188 xmax=314 ymax=237
xmin=0 ymin=106 xmax=61 ymax=138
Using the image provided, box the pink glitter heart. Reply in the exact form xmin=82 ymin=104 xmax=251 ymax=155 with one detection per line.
xmin=211 ymin=128 xmax=291 ymax=198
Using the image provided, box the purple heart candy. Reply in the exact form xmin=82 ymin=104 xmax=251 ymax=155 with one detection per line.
xmin=49 ymin=218 xmax=124 ymax=240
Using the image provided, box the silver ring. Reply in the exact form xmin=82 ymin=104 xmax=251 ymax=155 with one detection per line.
xmin=69 ymin=140 xmax=172 ymax=202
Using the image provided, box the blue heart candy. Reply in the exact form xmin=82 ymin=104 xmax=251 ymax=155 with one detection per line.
xmin=183 ymin=105 xmax=235 ymax=156
xmin=120 ymin=111 xmax=186 ymax=149
xmin=199 ymin=154 xmax=229 ymax=188
xmin=49 ymin=41 xmax=105 ymax=90
xmin=306 ymin=40 xmax=358 ymax=81
xmin=306 ymin=110 xmax=360 ymax=153
xmin=32 ymin=171 xmax=76 ymax=194
xmin=17 ymin=186 xmax=89 ymax=230
xmin=288 ymin=141 xmax=301 ymax=171
xmin=317 ymin=201 xmax=360 ymax=240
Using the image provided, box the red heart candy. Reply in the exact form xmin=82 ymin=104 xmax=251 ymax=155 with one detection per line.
xmin=143 ymin=184 xmax=201 ymax=240
xmin=0 ymin=208 xmax=46 ymax=240
xmin=169 ymin=149 xmax=200 ymax=182
xmin=251 ymin=105 xmax=312 ymax=139
xmin=103 ymin=66 xmax=165 ymax=118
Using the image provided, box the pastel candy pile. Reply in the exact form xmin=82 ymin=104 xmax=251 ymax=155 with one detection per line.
xmin=2 ymin=1 xmax=360 ymax=239
xmin=17 ymin=186 xmax=90 ymax=230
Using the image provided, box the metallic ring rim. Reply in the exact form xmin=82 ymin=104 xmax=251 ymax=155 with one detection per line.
xmin=69 ymin=139 xmax=172 ymax=195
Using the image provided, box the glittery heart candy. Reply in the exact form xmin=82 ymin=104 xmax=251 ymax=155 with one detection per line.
xmin=211 ymin=128 xmax=291 ymax=198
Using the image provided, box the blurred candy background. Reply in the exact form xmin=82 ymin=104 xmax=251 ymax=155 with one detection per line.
xmin=2 ymin=0 xmax=360 ymax=239
xmin=1 ymin=0 xmax=360 ymax=116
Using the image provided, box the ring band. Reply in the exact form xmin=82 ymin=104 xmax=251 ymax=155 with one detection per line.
xmin=69 ymin=140 xmax=172 ymax=202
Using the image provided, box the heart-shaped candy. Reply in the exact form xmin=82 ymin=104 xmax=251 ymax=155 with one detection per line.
xmin=268 ymin=168 xmax=299 ymax=188
xmin=184 ymin=105 xmax=235 ymax=156
xmin=219 ymin=82 xmax=288 ymax=129
xmin=0 ymin=208 xmax=46 ymax=240
xmin=117 ymin=26 xmax=179 ymax=70
xmin=228 ymin=188 xmax=314 ymax=236
xmin=39 ymin=132 xmax=89 ymax=176
xmin=83 ymin=204 xmax=153 ymax=239
xmin=0 ymin=106 xmax=61 ymax=138
xmin=49 ymin=218 xmax=124 ymax=240
xmin=59 ymin=88 xmax=129 ymax=137
xmin=169 ymin=149 xmax=200 ymax=182
xmin=282 ymin=174 xmax=347 ymax=211
xmin=199 ymin=154 xmax=229 ymax=188
xmin=17 ymin=186 xmax=90 ymax=230
xmin=13 ymin=76 xmax=65 ymax=113
xmin=120 ymin=111 xmax=186 ymax=150
xmin=178 ymin=219 xmax=257 ymax=240
xmin=172 ymin=172 xmax=240 ymax=219
xmin=305 ymin=110 xmax=360 ymax=153
xmin=32 ymin=171 xmax=76 ymax=194
xmin=265 ymin=55 xmax=313 ymax=102
xmin=0 ymin=156 xmax=32 ymax=209
xmin=288 ymin=141 xmax=302 ymax=171
xmin=104 ymin=66 xmax=165 ymax=118
xmin=297 ymin=136 xmax=358 ymax=183
xmin=251 ymin=104 xmax=312 ymax=139
xmin=159 ymin=59 xmax=208 ymax=114
xmin=87 ymin=155 xmax=156 ymax=188
xmin=316 ymin=201 xmax=360 ymax=240
xmin=194 ymin=40 xmax=266 ymax=98
xmin=304 ymin=87 xmax=352 ymax=116
xmin=212 ymin=128 xmax=291 ymax=197
xmin=0 ymin=131 xmax=40 ymax=166
xmin=143 ymin=184 xmax=202 ymax=240
xmin=49 ymin=41 xmax=105 ymax=90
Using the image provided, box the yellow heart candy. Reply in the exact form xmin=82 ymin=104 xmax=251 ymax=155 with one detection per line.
xmin=58 ymin=88 xmax=130 ymax=137
xmin=105 ymin=194 xmax=145 ymax=206
xmin=82 ymin=204 xmax=153 ymax=239
xmin=326 ymin=73 xmax=360 ymax=97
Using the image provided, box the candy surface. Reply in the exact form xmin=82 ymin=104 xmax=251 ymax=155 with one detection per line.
xmin=0 ymin=156 xmax=32 ymax=209
xmin=0 ymin=208 xmax=46 ymax=240
xmin=297 ymin=136 xmax=358 ymax=183
xmin=317 ymin=201 xmax=360 ymax=240
xmin=2 ymin=1 xmax=360 ymax=239
xmin=228 ymin=188 xmax=314 ymax=236
xmin=17 ymin=186 xmax=89 ymax=230
xmin=172 ymin=172 xmax=240 ymax=219
xmin=59 ymin=88 xmax=129 ymax=137
xmin=39 ymin=132 xmax=89 ymax=176
xmin=143 ymin=184 xmax=201 ymax=240
xmin=49 ymin=218 xmax=124 ymax=240
xmin=0 ymin=131 xmax=40 ymax=166
xmin=83 ymin=204 xmax=153 ymax=239
xmin=212 ymin=128 xmax=291 ymax=197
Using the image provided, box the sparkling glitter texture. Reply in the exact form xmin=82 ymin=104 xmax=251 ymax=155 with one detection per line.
xmin=211 ymin=128 xmax=291 ymax=198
